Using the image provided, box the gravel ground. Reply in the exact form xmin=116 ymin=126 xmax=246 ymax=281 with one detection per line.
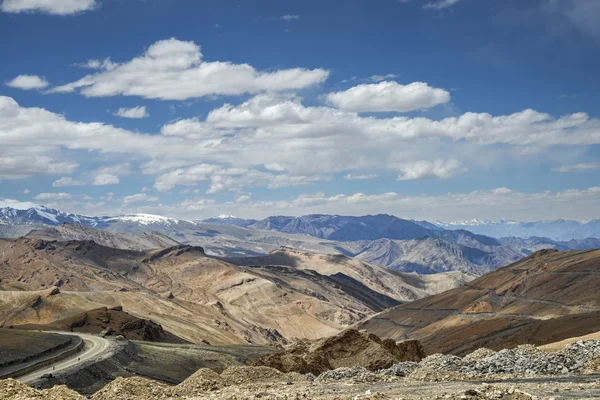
xmin=3 ymin=340 xmax=600 ymax=399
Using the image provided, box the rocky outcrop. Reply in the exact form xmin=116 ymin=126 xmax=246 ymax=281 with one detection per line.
xmin=251 ymin=329 xmax=426 ymax=375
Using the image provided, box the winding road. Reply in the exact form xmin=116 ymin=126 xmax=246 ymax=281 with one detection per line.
xmin=16 ymin=332 xmax=113 ymax=385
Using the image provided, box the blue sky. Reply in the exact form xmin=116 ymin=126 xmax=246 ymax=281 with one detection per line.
xmin=1 ymin=0 xmax=599 ymax=221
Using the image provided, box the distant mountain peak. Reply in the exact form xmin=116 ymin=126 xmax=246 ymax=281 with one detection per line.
xmin=108 ymin=213 xmax=183 ymax=226
xmin=216 ymin=214 xmax=238 ymax=219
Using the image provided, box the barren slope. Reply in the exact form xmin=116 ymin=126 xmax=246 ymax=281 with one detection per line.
xmin=358 ymin=248 xmax=600 ymax=355
xmin=26 ymin=224 xmax=179 ymax=251
xmin=0 ymin=236 xmax=416 ymax=345
xmin=225 ymin=247 xmax=474 ymax=302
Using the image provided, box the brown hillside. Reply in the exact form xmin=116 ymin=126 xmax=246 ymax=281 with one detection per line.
xmin=358 ymin=248 xmax=600 ymax=355
xmin=0 ymin=233 xmax=448 ymax=346
xmin=17 ymin=306 xmax=187 ymax=343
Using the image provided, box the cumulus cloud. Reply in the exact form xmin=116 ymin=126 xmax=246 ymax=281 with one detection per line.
xmin=0 ymin=155 xmax=77 ymax=180
xmin=34 ymin=192 xmax=72 ymax=200
xmin=6 ymin=75 xmax=49 ymax=90
xmin=2 ymin=94 xmax=600 ymax=196
xmin=93 ymin=174 xmax=120 ymax=186
xmin=114 ymin=106 xmax=149 ymax=119
xmin=52 ymin=177 xmax=85 ymax=187
xmin=344 ymin=174 xmax=379 ymax=180
xmin=50 ymin=38 xmax=329 ymax=100
xmin=0 ymin=0 xmax=97 ymax=15
xmin=325 ymin=81 xmax=451 ymax=113
xmin=551 ymin=162 xmax=600 ymax=172
xmin=123 ymin=193 xmax=159 ymax=203
xmin=423 ymin=0 xmax=460 ymax=10
xmin=397 ymin=159 xmax=466 ymax=180
xmin=153 ymin=163 xmax=324 ymax=193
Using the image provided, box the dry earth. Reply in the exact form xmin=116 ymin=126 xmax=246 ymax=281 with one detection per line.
xmin=358 ymin=249 xmax=600 ymax=355
xmin=0 ymin=232 xmax=468 ymax=346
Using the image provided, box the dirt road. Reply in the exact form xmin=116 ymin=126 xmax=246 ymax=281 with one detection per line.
xmin=16 ymin=332 xmax=112 ymax=385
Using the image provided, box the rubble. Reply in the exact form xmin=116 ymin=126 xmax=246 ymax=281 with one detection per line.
xmin=0 ymin=379 xmax=83 ymax=400
xmin=433 ymin=383 xmax=536 ymax=400
xmin=174 ymin=367 xmax=224 ymax=395
xmin=91 ymin=376 xmax=170 ymax=400
xmin=315 ymin=367 xmax=373 ymax=381
xmin=220 ymin=365 xmax=284 ymax=385
xmin=458 ymin=341 xmax=600 ymax=376
xmin=421 ymin=353 xmax=464 ymax=372
xmin=378 ymin=361 xmax=420 ymax=377
xmin=2 ymin=340 xmax=600 ymax=399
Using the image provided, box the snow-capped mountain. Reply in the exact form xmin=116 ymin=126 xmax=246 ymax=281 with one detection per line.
xmin=434 ymin=218 xmax=600 ymax=241
xmin=0 ymin=199 xmax=185 ymax=229
xmin=201 ymin=214 xmax=258 ymax=227
xmin=0 ymin=199 xmax=101 ymax=226
xmin=1 ymin=198 xmax=599 ymax=275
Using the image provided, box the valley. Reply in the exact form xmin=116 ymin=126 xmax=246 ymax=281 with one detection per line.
xmin=1 ymin=201 xmax=599 ymax=399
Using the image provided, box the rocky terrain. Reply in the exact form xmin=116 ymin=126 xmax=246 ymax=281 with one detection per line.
xmin=3 ymin=338 xmax=600 ymax=399
xmin=224 ymin=247 xmax=475 ymax=302
xmin=358 ymin=248 xmax=600 ymax=355
xmin=26 ymin=224 xmax=179 ymax=252
xmin=251 ymin=329 xmax=425 ymax=375
xmin=0 ymin=228 xmax=468 ymax=346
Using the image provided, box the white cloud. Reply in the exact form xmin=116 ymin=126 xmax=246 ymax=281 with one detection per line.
xmin=344 ymin=174 xmax=379 ymax=180
xmin=93 ymin=174 xmax=120 ymax=186
xmin=236 ymin=194 xmax=251 ymax=203
xmin=551 ymin=162 xmax=600 ymax=172
xmin=52 ymin=177 xmax=85 ymax=187
xmin=6 ymin=75 xmax=49 ymax=90
xmin=280 ymin=14 xmax=300 ymax=21
xmin=153 ymin=163 xmax=324 ymax=193
xmin=123 ymin=193 xmax=159 ymax=203
xmin=2 ymin=94 xmax=600 ymax=195
xmin=0 ymin=0 xmax=97 ymax=15
xmin=397 ymin=159 xmax=466 ymax=180
xmin=22 ymin=189 xmax=31 ymax=194
xmin=50 ymin=38 xmax=329 ymax=100
xmin=370 ymin=74 xmax=399 ymax=82
xmin=34 ymin=192 xmax=72 ymax=200
xmin=325 ymin=81 xmax=451 ymax=113
xmin=423 ymin=0 xmax=460 ymax=10
xmin=114 ymin=106 xmax=149 ymax=119
xmin=0 ymin=154 xmax=77 ymax=180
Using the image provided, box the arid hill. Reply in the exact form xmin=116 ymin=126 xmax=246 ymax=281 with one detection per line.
xmin=16 ymin=306 xmax=187 ymax=343
xmin=224 ymin=246 xmax=475 ymax=302
xmin=26 ymin=224 xmax=179 ymax=251
xmin=358 ymin=248 xmax=600 ymax=355
xmin=0 ymin=230 xmax=467 ymax=346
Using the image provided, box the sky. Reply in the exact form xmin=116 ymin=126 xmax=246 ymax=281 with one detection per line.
xmin=0 ymin=0 xmax=599 ymax=222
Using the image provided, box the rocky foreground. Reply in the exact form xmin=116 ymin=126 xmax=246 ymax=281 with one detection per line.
xmin=2 ymin=340 xmax=600 ymax=399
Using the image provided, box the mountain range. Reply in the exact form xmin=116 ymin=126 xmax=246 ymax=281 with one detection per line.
xmin=433 ymin=218 xmax=600 ymax=241
xmin=358 ymin=248 xmax=600 ymax=355
xmin=0 ymin=225 xmax=472 ymax=345
xmin=2 ymin=199 xmax=599 ymax=275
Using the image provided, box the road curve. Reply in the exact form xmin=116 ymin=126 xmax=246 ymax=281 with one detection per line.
xmin=17 ymin=332 xmax=113 ymax=385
